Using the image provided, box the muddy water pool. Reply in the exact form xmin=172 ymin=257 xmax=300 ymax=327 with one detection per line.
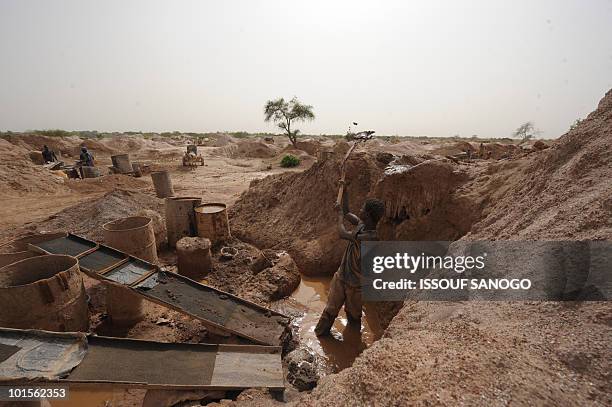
xmin=276 ymin=275 xmax=383 ymax=372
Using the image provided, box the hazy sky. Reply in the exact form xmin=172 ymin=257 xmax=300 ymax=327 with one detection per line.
xmin=1 ymin=0 xmax=611 ymax=138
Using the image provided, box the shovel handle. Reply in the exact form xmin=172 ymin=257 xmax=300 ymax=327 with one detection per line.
xmin=336 ymin=181 xmax=345 ymax=207
xmin=336 ymin=142 xmax=358 ymax=206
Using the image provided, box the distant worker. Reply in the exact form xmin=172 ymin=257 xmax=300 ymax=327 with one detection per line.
xmin=315 ymin=185 xmax=385 ymax=336
xmin=41 ymin=145 xmax=58 ymax=163
xmin=79 ymin=146 xmax=95 ymax=167
xmin=78 ymin=146 xmax=95 ymax=178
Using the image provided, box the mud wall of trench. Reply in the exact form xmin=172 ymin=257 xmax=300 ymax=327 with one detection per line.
xmin=230 ymin=153 xmax=483 ymax=330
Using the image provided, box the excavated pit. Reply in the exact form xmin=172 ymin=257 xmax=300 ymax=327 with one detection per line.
xmin=231 ymin=149 xmax=482 ymax=371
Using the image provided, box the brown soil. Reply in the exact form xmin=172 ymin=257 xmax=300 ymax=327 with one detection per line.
xmin=35 ymin=189 xmax=164 ymax=242
xmin=299 ymin=300 xmax=611 ymax=406
xmin=375 ymin=160 xmax=476 ymax=241
xmin=223 ymin=90 xmax=612 ymax=406
xmin=1 ymin=90 xmax=610 ymax=405
xmin=230 ymin=147 xmax=385 ymax=276
xmin=466 ymin=91 xmax=612 ymax=240
xmin=161 ymin=238 xmax=301 ymax=306
xmin=214 ymin=139 xmax=280 ymax=159
xmin=229 ymin=147 xmax=482 ymax=277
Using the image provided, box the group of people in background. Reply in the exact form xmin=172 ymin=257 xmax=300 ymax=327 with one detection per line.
xmin=40 ymin=145 xmax=95 ymax=178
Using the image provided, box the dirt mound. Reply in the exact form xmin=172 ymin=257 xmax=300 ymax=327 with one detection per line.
xmin=1 ymin=134 xmax=180 ymax=162
xmin=431 ymin=140 xmax=521 ymax=159
xmin=210 ymin=133 xmax=238 ymax=147
xmin=66 ymin=174 xmax=150 ymax=193
xmin=298 ymin=300 xmax=611 ymax=406
xmin=293 ymin=139 xmax=322 ymax=156
xmin=199 ymin=240 xmax=301 ymax=304
xmin=360 ymin=138 xmax=428 ymax=157
xmin=429 ymin=140 xmax=475 ymax=156
xmin=98 ymin=135 xmax=178 ymax=154
xmin=215 ymin=139 xmax=279 ymax=159
xmin=0 ymin=139 xmax=70 ymax=197
xmin=0 ymin=162 xmax=69 ymax=196
xmin=230 ymin=146 xmax=478 ymax=276
xmin=2 ymin=134 xmax=119 ymax=158
xmin=38 ymin=189 xmax=164 ymax=241
xmin=481 ymin=142 xmax=521 ymax=159
xmin=468 ymin=89 xmax=612 ymax=240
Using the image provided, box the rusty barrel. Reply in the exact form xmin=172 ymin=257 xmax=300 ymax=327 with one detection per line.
xmin=111 ymin=154 xmax=132 ymax=173
xmin=103 ymin=216 xmax=158 ymax=263
xmin=165 ymin=197 xmax=202 ymax=248
xmin=132 ymin=163 xmax=143 ymax=177
xmin=104 ymin=282 xmax=144 ymax=326
xmin=0 ymin=255 xmax=89 ymax=332
xmin=0 ymin=251 xmax=39 ymax=268
xmin=81 ymin=166 xmax=100 ymax=178
xmin=0 ymin=232 xmax=67 ymax=268
xmin=195 ymin=203 xmax=231 ymax=244
xmin=176 ymin=237 xmax=211 ymax=280
xmin=151 ymin=170 xmax=175 ymax=198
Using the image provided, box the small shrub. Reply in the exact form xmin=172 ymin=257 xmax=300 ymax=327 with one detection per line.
xmin=280 ymin=154 xmax=300 ymax=167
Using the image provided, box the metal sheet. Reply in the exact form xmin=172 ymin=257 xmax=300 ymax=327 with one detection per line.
xmin=34 ymin=235 xmax=96 ymax=257
xmin=68 ymin=337 xmax=218 ymax=386
xmin=137 ymin=271 xmax=238 ymax=326
xmin=0 ymin=329 xmax=284 ymax=390
xmin=105 ymin=259 xmax=154 ymax=285
xmin=30 ymin=234 xmax=290 ymax=346
xmin=135 ymin=271 xmax=289 ymax=345
xmin=211 ymin=350 xmax=284 ymax=388
xmin=78 ymin=246 xmax=125 ymax=273
xmin=0 ymin=329 xmax=87 ymax=381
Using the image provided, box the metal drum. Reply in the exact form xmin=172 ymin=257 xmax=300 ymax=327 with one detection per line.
xmin=165 ymin=197 xmax=202 ymax=248
xmin=0 ymin=255 xmax=89 ymax=332
xmin=151 ymin=171 xmax=175 ymax=198
xmin=195 ymin=203 xmax=231 ymax=244
xmin=103 ymin=216 xmax=158 ymax=263
xmin=111 ymin=154 xmax=132 ymax=173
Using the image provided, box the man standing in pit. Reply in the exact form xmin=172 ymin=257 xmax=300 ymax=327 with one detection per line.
xmin=315 ymin=183 xmax=385 ymax=336
xmin=79 ymin=146 xmax=94 ymax=167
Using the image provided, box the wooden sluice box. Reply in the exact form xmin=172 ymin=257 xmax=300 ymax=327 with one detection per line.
xmin=0 ymin=327 xmax=284 ymax=391
xmin=29 ymin=233 xmax=290 ymax=346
